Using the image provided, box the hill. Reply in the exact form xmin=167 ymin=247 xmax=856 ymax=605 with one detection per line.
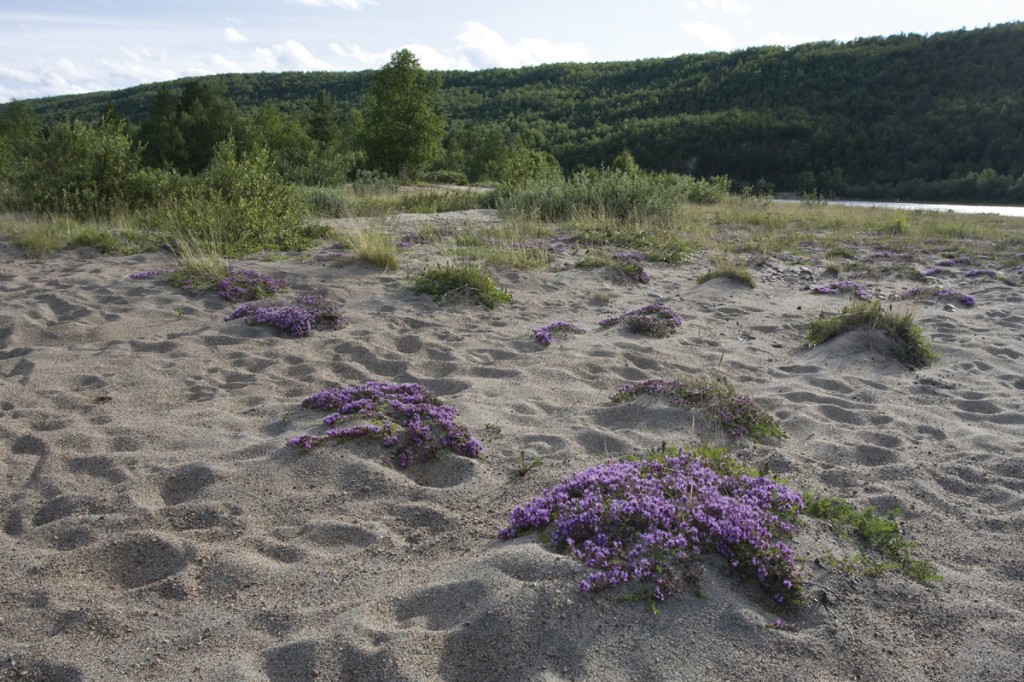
xmin=10 ymin=22 xmax=1024 ymax=202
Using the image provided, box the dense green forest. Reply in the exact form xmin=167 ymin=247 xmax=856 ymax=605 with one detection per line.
xmin=5 ymin=21 xmax=1024 ymax=203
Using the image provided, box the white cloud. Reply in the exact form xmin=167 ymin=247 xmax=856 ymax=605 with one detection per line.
xmin=224 ymin=27 xmax=248 ymax=43
xmin=99 ymin=57 xmax=183 ymax=83
xmin=402 ymin=44 xmax=467 ymax=70
xmin=0 ymin=65 xmax=42 ymax=86
xmin=255 ymin=38 xmax=332 ymax=70
xmin=329 ymin=42 xmax=391 ymax=67
xmin=210 ymin=54 xmax=238 ymax=70
xmin=288 ymin=0 xmax=372 ymax=8
xmin=679 ymin=21 xmax=738 ymax=51
xmin=456 ymin=21 xmax=588 ymax=69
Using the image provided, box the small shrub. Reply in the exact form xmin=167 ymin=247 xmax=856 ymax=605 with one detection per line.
xmin=146 ymin=139 xmax=312 ymax=257
xmin=806 ymin=301 xmax=937 ymax=368
xmin=500 ymin=445 xmax=803 ymax=604
xmin=287 ymin=381 xmax=482 ymax=468
xmin=225 ymin=294 xmax=347 ymax=337
xmin=599 ymin=303 xmax=682 ymax=338
xmin=611 ymin=377 xmax=786 ymax=442
xmin=351 ymin=169 xmax=399 ymax=195
xmin=410 ymin=263 xmax=512 ymax=309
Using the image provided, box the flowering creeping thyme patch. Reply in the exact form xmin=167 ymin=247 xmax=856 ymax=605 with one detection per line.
xmin=224 ymin=294 xmax=348 ymax=337
xmin=894 ymin=287 xmax=976 ymax=307
xmin=611 ymin=251 xmax=651 ymax=284
xmin=611 ymin=377 xmax=786 ymax=441
xmin=532 ymin=321 xmax=587 ymax=347
xmin=286 ymin=381 xmax=482 ymax=468
xmin=859 ymin=251 xmax=912 ymax=261
xmin=810 ymin=280 xmax=872 ymax=301
xmin=965 ymin=269 xmax=998 ymax=278
xmin=937 ymin=256 xmax=971 ymax=267
xmin=132 ymin=267 xmax=287 ymax=302
xmin=599 ymin=303 xmax=682 ymax=338
xmin=916 ymin=267 xmax=947 ymax=279
xmin=499 ymin=447 xmax=803 ymax=604
xmin=215 ymin=268 xmax=288 ymax=302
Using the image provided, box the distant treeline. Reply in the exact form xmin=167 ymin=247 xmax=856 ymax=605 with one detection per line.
xmin=8 ymin=21 xmax=1024 ymax=203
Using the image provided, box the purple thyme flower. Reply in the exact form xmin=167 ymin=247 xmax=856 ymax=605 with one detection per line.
xmin=215 ymin=268 xmax=288 ymax=302
xmin=894 ymin=286 xmax=976 ymax=307
xmin=225 ymin=294 xmax=347 ymax=337
xmin=288 ymin=381 xmax=481 ymax=467
xmin=810 ymin=280 xmax=871 ymax=301
xmin=965 ymin=269 xmax=998 ymax=278
xmin=532 ymin=321 xmax=587 ymax=347
xmin=500 ymin=450 xmax=803 ymax=603
xmin=599 ymin=304 xmax=682 ymax=338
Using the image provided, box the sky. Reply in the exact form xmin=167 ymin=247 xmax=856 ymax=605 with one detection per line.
xmin=1 ymin=1 xmax=1021 ymax=102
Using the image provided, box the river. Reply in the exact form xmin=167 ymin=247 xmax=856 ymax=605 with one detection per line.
xmin=777 ymin=199 xmax=1024 ymax=218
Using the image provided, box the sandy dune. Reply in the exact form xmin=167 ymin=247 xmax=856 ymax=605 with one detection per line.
xmin=1 ymin=210 xmax=1022 ymax=680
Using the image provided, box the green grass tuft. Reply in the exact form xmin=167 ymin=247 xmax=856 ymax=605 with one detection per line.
xmin=696 ymin=264 xmax=757 ymax=288
xmin=410 ymin=263 xmax=512 ymax=309
xmin=806 ymin=301 xmax=937 ymax=368
xmin=346 ymin=228 xmax=399 ymax=271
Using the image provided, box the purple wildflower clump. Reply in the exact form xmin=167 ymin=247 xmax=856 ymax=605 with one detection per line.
xmin=216 ymin=268 xmax=288 ymax=302
xmin=610 ymin=251 xmax=651 ymax=284
xmin=224 ymin=294 xmax=348 ymax=337
xmin=965 ymin=269 xmax=998 ymax=278
xmin=600 ymin=303 xmax=682 ymax=338
xmin=532 ymin=321 xmax=587 ymax=347
xmin=286 ymin=381 xmax=482 ymax=468
xmin=894 ymin=287 xmax=976 ymax=307
xmin=937 ymin=256 xmax=972 ymax=267
xmin=859 ymin=251 xmax=912 ymax=261
xmin=129 ymin=269 xmax=168 ymax=280
xmin=810 ymin=280 xmax=871 ymax=301
xmin=917 ymin=267 xmax=946 ymax=279
xmin=499 ymin=450 xmax=803 ymax=603
xmin=611 ymin=378 xmax=786 ymax=441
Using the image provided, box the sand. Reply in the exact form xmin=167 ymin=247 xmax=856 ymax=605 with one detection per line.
xmin=1 ymin=209 xmax=1022 ymax=681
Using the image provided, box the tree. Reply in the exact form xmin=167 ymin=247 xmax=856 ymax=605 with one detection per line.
xmin=306 ymin=90 xmax=339 ymax=150
xmin=363 ymin=49 xmax=445 ymax=179
xmin=137 ymin=84 xmax=185 ymax=169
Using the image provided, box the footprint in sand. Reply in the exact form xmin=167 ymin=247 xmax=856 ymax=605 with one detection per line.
xmin=394 ymin=580 xmax=488 ymax=631
xmin=92 ymin=532 xmax=189 ymax=588
xmin=161 ymin=464 xmax=219 ymax=506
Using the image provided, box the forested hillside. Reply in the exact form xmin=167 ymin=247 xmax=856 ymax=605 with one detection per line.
xmin=10 ymin=21 xmax=1024 ymax=203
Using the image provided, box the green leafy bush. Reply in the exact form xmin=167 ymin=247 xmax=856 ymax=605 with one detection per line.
xmin=145 ymin=139 xmax=313 ymax=257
